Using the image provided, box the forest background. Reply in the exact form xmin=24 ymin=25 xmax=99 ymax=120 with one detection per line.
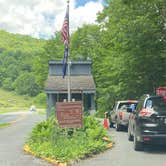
xmin=0 ymin=0 xmax=165 ymax=115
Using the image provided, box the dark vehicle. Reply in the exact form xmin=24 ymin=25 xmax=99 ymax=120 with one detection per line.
xmin=109 ymin=100 xmax=138 ymax=131
xmin=128 ymin=95 xmax=166 ymax=151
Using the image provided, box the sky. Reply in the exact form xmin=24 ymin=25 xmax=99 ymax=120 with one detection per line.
xmin=0 ymin=0 xmax=104 ymax=39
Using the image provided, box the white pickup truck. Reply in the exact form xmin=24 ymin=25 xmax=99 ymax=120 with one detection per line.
xmin=109 ymin=100 xmax=138 ymax=131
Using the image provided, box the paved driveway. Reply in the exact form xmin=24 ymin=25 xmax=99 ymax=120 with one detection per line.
xmin=0 ymin=111 xmax=26 ymax=124
xmin=2 ymin=114 xmax=166 ymax=166
xmin=73 ymin=128 xmax=166 ymax=166
xmin=0 ymin=111 xmax=50 ymax=166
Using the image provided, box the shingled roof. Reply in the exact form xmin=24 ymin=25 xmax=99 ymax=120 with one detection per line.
xmin=46 ymin=75 xmax=96 ymax=93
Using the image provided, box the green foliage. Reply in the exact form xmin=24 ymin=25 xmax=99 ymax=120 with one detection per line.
xmin=2 ymin=78 xmax=14 ymax=91
xmin=32 ymin=32 xmax=64 ymax=89
xmin=71 ymin=0 xmax=166 ymax=115
xmin=42 ymin=0 xmax=165 ymax=116
xmin=0 ymin=123 xmax=11 ymax=128
xmin=13 ymin=72 xmax=40 ymax=96
xmin=27 ymin=116 xmax=108 ymax=162
xmin=0 ymin=0 xmax=165 ymax=116
xmin=70 ymin=24 xmax=100 ymax=60
xmin=34 ymin=92 xmax=47 ymax=106
xmin=0 ymin=88 xmax=35 ymax=114
xmin=0 ymin=30 xmax=46 ymax=96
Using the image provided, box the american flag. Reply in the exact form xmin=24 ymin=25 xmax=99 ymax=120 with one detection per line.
xmin=61 ymin=3 xmax=69 ymax=48
xmin=62 ymin=47 xmax=68 ymax=78
xmin=61 ymin=2 xmax=69 ymax=78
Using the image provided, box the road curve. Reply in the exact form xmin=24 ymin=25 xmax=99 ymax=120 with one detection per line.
xmin=0 ymin=111 xmax=50 ymax=166
xmin=0 ymin=111 xmax=27 ymax=124
xmin=1 ymin=114 xmax=166 ymax=166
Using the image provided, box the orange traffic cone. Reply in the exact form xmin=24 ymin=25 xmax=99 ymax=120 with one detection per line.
xmin=103 ymin=118 xmax=109 ymax=129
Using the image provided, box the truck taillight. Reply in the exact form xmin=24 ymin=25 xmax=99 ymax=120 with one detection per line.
xmin=139 ymin=108 xmax=154 ymax=117
xmin=119 ymin=112 xmax=123 ymax=120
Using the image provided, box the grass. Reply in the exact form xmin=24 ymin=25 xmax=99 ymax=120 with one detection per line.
xmin=0 ymin=123 xmax=11 ymax=128
xmin=34 ymin=109 xmax=46 ymax=115
xmin=0 ymin=108 xmax=28 ymax=114
xmin=0 ymin=89 xmax=45 ymax=114
xmin=26 ymin=116 xmax=112 ymax=164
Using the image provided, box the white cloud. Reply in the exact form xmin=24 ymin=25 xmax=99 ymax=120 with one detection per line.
xmin=0 ymin=0 xmax=103 ymax=39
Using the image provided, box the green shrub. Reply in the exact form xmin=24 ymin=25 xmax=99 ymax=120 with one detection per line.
xmin=2 ymin=78 xmax=14 ymax=91
xmin=27 ymin=116 xmax=109 ymax=162
xmin=34 ymin=92 xmax=46 ymax=106
xmin=13 ymin=72 xmax=40 ymax=96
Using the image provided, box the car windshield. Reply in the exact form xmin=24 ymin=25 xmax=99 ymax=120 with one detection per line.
xmin=150 ymin=97 xmax=166 ymax=111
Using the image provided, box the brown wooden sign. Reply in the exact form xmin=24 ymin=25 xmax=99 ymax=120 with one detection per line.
xmin=56 ymin=101 xmax=83 ymax=128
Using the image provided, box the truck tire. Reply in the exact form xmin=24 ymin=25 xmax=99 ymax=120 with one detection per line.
xmin=128 ymin=130 xmax=133 ymax=141
xmin=109 ymin=116 xmax=114 ymax=128
xmin=115 ymin=122 xmax=121 ymax=131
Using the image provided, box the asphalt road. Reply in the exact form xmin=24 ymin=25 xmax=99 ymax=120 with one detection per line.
xmin=73 ymin=128 xmax=166 ymax=166
xmin=0 ymin=112 xmax=27 ymax=124
xmin=0 ymin=111 xmax=50 ymax=166
xmin=1 ymin=113 xmax=166 ymax=166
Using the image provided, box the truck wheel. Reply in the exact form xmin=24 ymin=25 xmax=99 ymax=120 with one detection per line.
xmin=115 ymin=122 xmax=121 ymax=131
xmin=128 ymin=128 xmax=133 ymax=141
xmin=109 ymin=122 xmax=114 ymax=128
xmin=109 ymin=116 xmax=114 ymax=128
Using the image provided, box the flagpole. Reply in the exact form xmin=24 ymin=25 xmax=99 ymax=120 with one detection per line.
xmin=67 ymin=0 xmax=71 ymax=102
xmin=67 ymin=59 xmax=71 ymax=102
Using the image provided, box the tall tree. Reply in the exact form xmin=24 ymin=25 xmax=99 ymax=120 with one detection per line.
xmin=85 ymin=0 xmax=166 ymax=114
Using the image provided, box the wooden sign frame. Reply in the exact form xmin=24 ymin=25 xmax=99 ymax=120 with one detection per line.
xmin=56 ymin=101 xmax=83 ymax=128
